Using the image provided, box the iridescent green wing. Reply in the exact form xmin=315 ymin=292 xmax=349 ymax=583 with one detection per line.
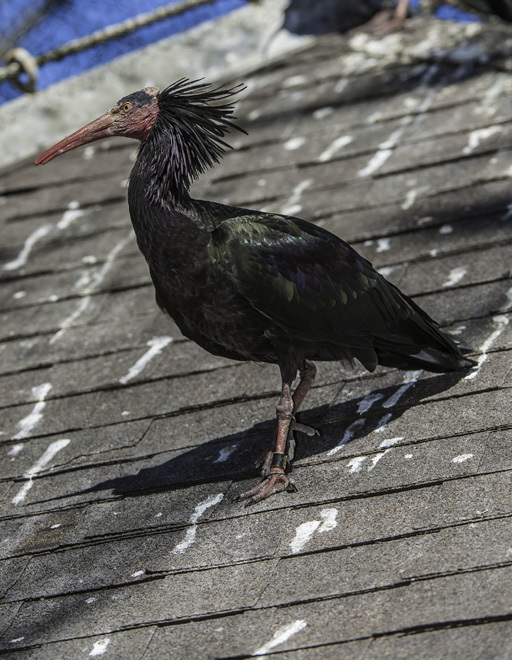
xmin=210 ymin=213 xmax=421 ymax=368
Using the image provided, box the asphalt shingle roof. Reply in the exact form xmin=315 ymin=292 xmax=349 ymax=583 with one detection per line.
xmin=1 ymin=17 xmax=512 ymax=659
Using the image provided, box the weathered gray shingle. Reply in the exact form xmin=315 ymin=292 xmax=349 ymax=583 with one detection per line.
xmin=1 ymin=17 xmax=512 ymax=659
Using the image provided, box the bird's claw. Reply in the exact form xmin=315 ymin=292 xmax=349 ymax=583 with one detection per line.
xmin=237 ymin=468 xmax=297 ymax=505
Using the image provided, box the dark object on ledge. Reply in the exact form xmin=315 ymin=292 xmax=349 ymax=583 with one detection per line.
xmin=35 ymin=79 xmax=474 ymax=504
xmin=357 ymin=0 xmax=512 ymax=36
xmin=459 ymin=0 xmax=512 ymax=20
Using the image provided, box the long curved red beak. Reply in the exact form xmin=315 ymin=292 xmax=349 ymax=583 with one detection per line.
xmin=34 ymin=113 xmax=115 ymax=165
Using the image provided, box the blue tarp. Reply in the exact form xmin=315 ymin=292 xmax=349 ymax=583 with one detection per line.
xmin=0 ymin=0 xmax=246 ymax=104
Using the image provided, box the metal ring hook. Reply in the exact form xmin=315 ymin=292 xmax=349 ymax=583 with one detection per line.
xmin=5 ymin=48 xmax=39 ymax=93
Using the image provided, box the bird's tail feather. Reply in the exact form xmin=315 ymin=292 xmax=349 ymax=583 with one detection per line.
xmin=376 ymin=347 xmax=476 ymax=373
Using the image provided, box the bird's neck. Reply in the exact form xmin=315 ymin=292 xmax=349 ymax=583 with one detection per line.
xmin=127 ymin=124 xmax=233 ymax=260
xmin=133 ymin=133 xmax=192 ymax=207
xmin=127 ymin=143 xmax=209 ymax=270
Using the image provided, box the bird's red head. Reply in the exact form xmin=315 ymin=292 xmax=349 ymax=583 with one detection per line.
xmin=34 ymin=86 xmax=160 ymax=165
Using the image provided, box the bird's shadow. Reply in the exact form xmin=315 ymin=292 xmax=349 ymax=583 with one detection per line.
xmin=74 ymin=369 xmax=467 ymax=501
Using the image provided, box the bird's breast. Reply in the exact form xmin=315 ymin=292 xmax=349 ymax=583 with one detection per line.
xmin=153 ymin=259 xmax=278 ymax=362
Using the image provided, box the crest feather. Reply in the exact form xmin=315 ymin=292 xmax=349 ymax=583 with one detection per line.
xmin=143 ymin=78 xmax=246 ymax=199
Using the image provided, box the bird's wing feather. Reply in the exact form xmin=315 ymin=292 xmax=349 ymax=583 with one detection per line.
xmin=211 ymin=213 xmax=424 ymax=359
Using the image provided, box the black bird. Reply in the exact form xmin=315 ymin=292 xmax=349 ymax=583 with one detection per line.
xmin=35 ymin=80 xmax=474 ymax=503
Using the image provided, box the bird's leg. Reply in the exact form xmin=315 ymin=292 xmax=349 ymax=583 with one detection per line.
xmin=238 ymin=369 xmax=298 ymax=504
xmin=352 ymin=0 xmax=410 ymax=37
xmin=292 ymin=359 xmax=316 ymax=408
xmin=258 ymin=360 xmax=319 ymax=474
xmin=286 ymin=359 xmax=318 ymax=463
xmin=259 ymin=360 xmax=318 ymax=475
xmin=239 ymin=361 xmax=320 ymax=504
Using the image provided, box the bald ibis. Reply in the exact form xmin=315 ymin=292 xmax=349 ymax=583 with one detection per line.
xmin=35 ymin=79 xmax=474 ymax=503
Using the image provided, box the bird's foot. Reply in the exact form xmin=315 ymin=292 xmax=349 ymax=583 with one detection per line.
xmin=285 ymin=419 xmax=321 ymax=466
xmin=351 ymin=10 xmax=407 ymax=37
xmin=291 ymin=419 xmax=320 ymax=438
xmin=237 ymin=467 xmax=297 ymax=505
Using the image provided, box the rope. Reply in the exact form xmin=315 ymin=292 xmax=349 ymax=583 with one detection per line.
xmin=0 ymin=0 xmax=223 ymax=92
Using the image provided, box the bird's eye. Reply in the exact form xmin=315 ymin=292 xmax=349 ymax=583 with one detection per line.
xmin=122 ymin=103 xmax=132 ymax=112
